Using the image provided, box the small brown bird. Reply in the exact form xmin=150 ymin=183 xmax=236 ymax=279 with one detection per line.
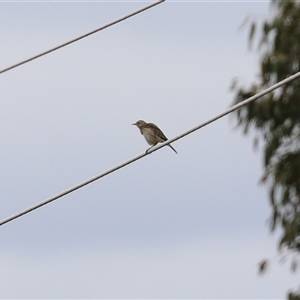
xmin=132 ymin=120 xmax=177 ymax=154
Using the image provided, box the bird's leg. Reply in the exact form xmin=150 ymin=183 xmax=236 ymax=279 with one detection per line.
xmin=145 ymin=144 xmax=156 ymax=154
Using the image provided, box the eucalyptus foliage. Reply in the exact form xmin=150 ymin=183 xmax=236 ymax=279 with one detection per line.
xmin=231 ymin=0 xmax=300 ymax=290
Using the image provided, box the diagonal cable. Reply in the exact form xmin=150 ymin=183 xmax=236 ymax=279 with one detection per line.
xmin=1 ymin=71 xmax=300 ymax=227
xmin=0 ymin=0 xmax=165 ymax=74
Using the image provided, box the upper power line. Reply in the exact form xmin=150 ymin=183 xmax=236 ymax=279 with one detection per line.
xmin=0 ymin=0 xmax=165 ymax=74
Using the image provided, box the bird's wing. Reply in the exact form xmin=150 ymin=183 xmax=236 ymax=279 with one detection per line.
xmin=148 ymin=123 xmax=168 ymax=141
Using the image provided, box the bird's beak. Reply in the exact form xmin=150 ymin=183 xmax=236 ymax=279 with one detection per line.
xmin=132 ymin=123 xmax=136 ymax=126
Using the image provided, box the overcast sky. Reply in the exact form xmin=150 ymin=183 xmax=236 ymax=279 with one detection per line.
xmin=1 ymin=1 xmax=299 ymax=299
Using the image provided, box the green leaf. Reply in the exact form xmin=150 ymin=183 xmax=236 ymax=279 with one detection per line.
xmin=258 ymin=259 xmax=269 ymax=275
xmin=248 ymin=22 xmax=256 ymax=49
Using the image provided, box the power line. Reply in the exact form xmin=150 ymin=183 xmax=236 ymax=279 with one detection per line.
xmin=1 ymin=71 xmax=300 ymax=227
xmin=0 ymin=0 xmax=165 ymax=74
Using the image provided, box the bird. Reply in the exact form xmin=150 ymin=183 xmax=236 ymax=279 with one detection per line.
xmin=132 ymin=120 xmax=177 ymax=154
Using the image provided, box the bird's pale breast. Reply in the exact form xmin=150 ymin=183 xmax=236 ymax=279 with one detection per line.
xmin=142 ymin=127 xmax=159 ymax=145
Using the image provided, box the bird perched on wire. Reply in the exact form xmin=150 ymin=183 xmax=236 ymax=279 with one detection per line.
xmin=132 ymin=120 xmax=177 ymax=154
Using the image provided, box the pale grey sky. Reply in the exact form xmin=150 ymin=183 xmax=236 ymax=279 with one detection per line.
xmin=1 ymin=1 xmax=298 ymax=298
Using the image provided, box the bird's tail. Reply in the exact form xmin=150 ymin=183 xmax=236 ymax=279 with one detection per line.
xmin=168 ymin=144 xmax=178 ymax=154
